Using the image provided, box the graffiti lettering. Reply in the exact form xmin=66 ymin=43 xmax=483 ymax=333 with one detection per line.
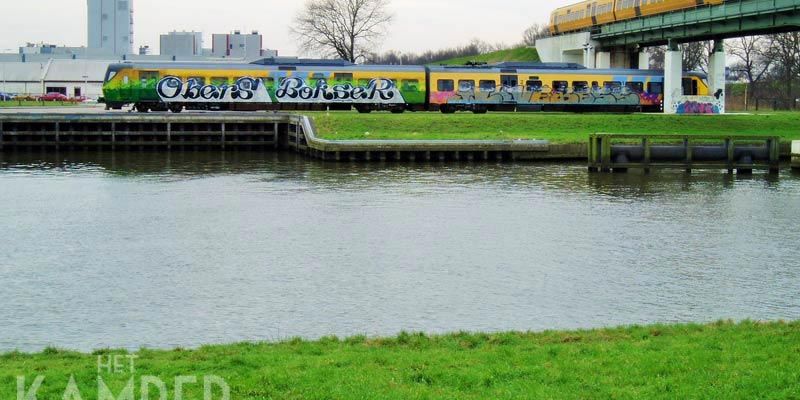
xmin=156 ymin=76 xmax=270 ymax=103
xmin=275 ymin=78 xmax=404 ymax=104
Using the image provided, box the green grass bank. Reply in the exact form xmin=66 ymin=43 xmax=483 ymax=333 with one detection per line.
xmin=312 ymin=112 xmax=800 ymax=144
xmin=1 ymin=321 xmax=798 ymax=399
xmin=436 ymin=46 xmax=540 ymax=65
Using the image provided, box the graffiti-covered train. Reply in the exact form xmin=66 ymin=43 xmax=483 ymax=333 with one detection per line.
xmin=101 ymin=58 xmax=710 ymax=113
xmin=550 ymin=0 xmax=725 ymax=35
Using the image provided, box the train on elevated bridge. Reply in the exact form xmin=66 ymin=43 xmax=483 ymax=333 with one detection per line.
xmin=550 ymin=0 xmax=726 ymax=34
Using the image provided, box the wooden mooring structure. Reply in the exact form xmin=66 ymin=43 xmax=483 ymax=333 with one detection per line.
xmin=793 ymin=141 xmax=800 ymax=171
xmin=0 ymin=113 xmax=587 ymax=162
xmin=589 ymin=133 xmax=782 ymax=174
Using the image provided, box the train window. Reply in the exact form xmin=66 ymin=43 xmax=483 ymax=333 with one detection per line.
xmin=525 ymin=80 xmax=543 ymax=92
xmin=211 ymin=77 xmax=228 ymax=86
xmin=501 ymin=75 xmax=518 ymax=88
xmin=333 ymin=73 xmax=353 ymax=83
xmin=552 ymin=81 xmax=569 ymax=94
xmin=188 ymin=77 xmax=205 ymax=85
xmin=458 ymin=80 xmax=475 ymax=91
xmin=626 ymin=82 xmax=644 ymax=93
xmin=140 ymin=71 xmax=159 ymax=86
xmin=682 ymin=78 xmax=698 ymax=95
xmin=604 ymin=81 xmax=622 ymax=92
xmin=647 ymin=82 xmax=663 ymax=95
xmin=402 ymin=79 xmax=420 ymax=91
xmin=479 ymin=80 xmax=496 ymax=92
xmin=437 ymin=79 xmax=455 ymax=92
xmin=573 ymin=81 xmax=589 ymax=93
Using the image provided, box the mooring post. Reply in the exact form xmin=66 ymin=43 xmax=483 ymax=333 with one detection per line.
xmin=220 ymin=122 xmax=225 ymax=150
xmin=0 ymin=121 xmax=4 ymax=151
xmin=792 ymin=140 xmax=800 ymax=171
xmin=726 ymin=138 xmax=734 ymax=174
xmin=642 ymin=137 xmax=651 ymax=174
xmin=768 ymin=138 xmax=780 ymax=174
xmin=166 ymin=122 xmax=172 ymax=150
xmin=54 ymin=122 xmax=60 ymax=151
xmin=684 ymin=138 xmax=692 ymax=173
xmin=273 ymin=122 xmax=279 ymax=149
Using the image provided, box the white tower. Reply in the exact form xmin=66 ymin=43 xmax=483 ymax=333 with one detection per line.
xmin=87 ymin=0 xmax=134 ymax=55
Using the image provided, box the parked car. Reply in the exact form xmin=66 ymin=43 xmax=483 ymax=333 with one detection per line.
xmin=0 ymin=92 xmax=14 ymax=101
xmin=38 ymin=92 xmax=69 ymax=102
xmin=14 ymin=95 xmax=37 ymax=101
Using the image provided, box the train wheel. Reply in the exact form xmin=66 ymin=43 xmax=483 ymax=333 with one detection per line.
xmin=169 ymin=104 xmax=184 ymax=114
xmin=390 ymin=107 xmax=405 ymax=114
xmin=356 ymin=105 xmax=372 ymax=114
xmin=135 ymin=103 xmax=149 ymax=113
xmin=440 ymin=105 xmax=456 ymax=114
xmin=472 ymin=106 xmax=488 ymax=114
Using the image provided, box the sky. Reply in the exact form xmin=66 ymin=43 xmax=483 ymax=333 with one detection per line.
xmin=0 ymin=0 xmax=577 ymax=55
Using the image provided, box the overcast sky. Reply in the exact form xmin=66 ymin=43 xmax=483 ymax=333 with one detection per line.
xmin=0 ymin=0 xmax=577 ymax=55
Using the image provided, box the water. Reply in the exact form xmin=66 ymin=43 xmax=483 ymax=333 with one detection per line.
xmin=1 ymin=151 xmax=799 ymax=352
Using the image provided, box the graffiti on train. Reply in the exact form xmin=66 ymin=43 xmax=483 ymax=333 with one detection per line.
xmin=436 ymin=84 xmax=656 ymax=107
xmin=275 ymin=77 xmax=405 ymax=104
xmin=156 ymin=76 xmax=272 ymax=103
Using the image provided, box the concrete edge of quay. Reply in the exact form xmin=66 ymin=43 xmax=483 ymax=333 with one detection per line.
xmin=0 ymin=112 xmax=793 ymax=164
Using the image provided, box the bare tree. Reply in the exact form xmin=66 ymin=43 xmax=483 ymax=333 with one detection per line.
xmin=291 ymin=0 xmax=393 ymax=63
xmin=522 ymin=24 xmax=551 ymax=47
xmin=765 ymin=32 xmax=800 ymax=108
xmin=646 ymin=46 xmax=665 ymax=69
xmin=727 ymin=36 xmax=774 ymax=105
xmin=682 ymin=41 xmax=713 ymax=72
xmin=645 ymin=42 xmax=712 ymax=71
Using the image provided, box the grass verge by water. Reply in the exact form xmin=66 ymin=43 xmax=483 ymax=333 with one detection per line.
xmin=1 ymin=321 xmax=798 ymax=399
xmin=312 ymin=111 xmax=800 ymax=144
xmin=0 ymin=101 xmax=80 ymax=107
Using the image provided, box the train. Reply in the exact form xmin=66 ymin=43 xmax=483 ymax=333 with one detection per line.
xmin=101 ymin=58 xmax=710 ymax=113
xmin=550 ymin=0 xmax=726 ymax=35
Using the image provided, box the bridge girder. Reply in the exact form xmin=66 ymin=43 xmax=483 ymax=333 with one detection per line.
xmin=592 ymin=0 xmax=800 ymax=47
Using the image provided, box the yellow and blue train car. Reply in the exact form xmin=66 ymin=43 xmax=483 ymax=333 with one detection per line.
xmin=428 ymin=62 xmax=708 ymax=113
xmin=550 ymin=0 xmax=726 ymax=34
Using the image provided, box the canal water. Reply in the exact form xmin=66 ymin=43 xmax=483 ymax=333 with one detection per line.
xmin=1 ymin=151 xmax=799 ymax=352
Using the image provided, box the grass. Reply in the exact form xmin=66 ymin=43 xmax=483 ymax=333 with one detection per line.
xmin=312 ymin=111 xmax=800 ymax=144
xmin=436 ymin=47 xmax=540 ymax=66
xmin=0 ymin=321 xmax=798 ymax=399
xmin=0 ymin=100 xmax=81 ymax=107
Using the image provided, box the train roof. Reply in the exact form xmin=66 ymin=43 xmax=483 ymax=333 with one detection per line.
xmin=105 ymin=59 xmax=707 ymax=78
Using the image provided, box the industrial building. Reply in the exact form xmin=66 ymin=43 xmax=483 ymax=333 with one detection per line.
xmin=87 ymin=0 xmax=134 ymax=56
xmin=0 ymin=0 xmax=277 ymax=100
xmin=160 ymin=31 xmax=204 ymax=57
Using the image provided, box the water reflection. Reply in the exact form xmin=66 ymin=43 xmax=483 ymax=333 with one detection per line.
xmin=0 ymin=151 xmax=798 ymax=352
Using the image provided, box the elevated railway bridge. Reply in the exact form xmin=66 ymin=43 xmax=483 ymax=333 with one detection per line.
xmin=537 ymin=0 xmax=800 ymax=113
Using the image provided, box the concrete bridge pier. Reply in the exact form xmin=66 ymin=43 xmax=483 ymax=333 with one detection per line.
xmin=663 ymin=40 xmax=683 ymax=115
xmin=792 ymin=141 xmax=800 ymax=170
xmin=708 ymin=40 xmax=727 ymax=114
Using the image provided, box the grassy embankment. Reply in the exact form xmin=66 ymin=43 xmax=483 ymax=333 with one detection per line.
xmin=0 ymin=100 xmax=81 ymax=107
xmin=313 ymin=112 xmax=800 ymax=144
xmin=1 ymin=321 xmax=798 ymax=399
xmin=436 ymin=46 xmax=540 ymax=65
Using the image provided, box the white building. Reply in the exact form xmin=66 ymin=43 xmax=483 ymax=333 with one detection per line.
xmin=87 ymin=0 xmax=134 ymax=56
xmin=0 ymin=59 xmax=109 ymax=98
xmin=212 ymin=31 xmax=274 ymax=59
xmin=160 ymin=31 xmax=203 ymax=57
